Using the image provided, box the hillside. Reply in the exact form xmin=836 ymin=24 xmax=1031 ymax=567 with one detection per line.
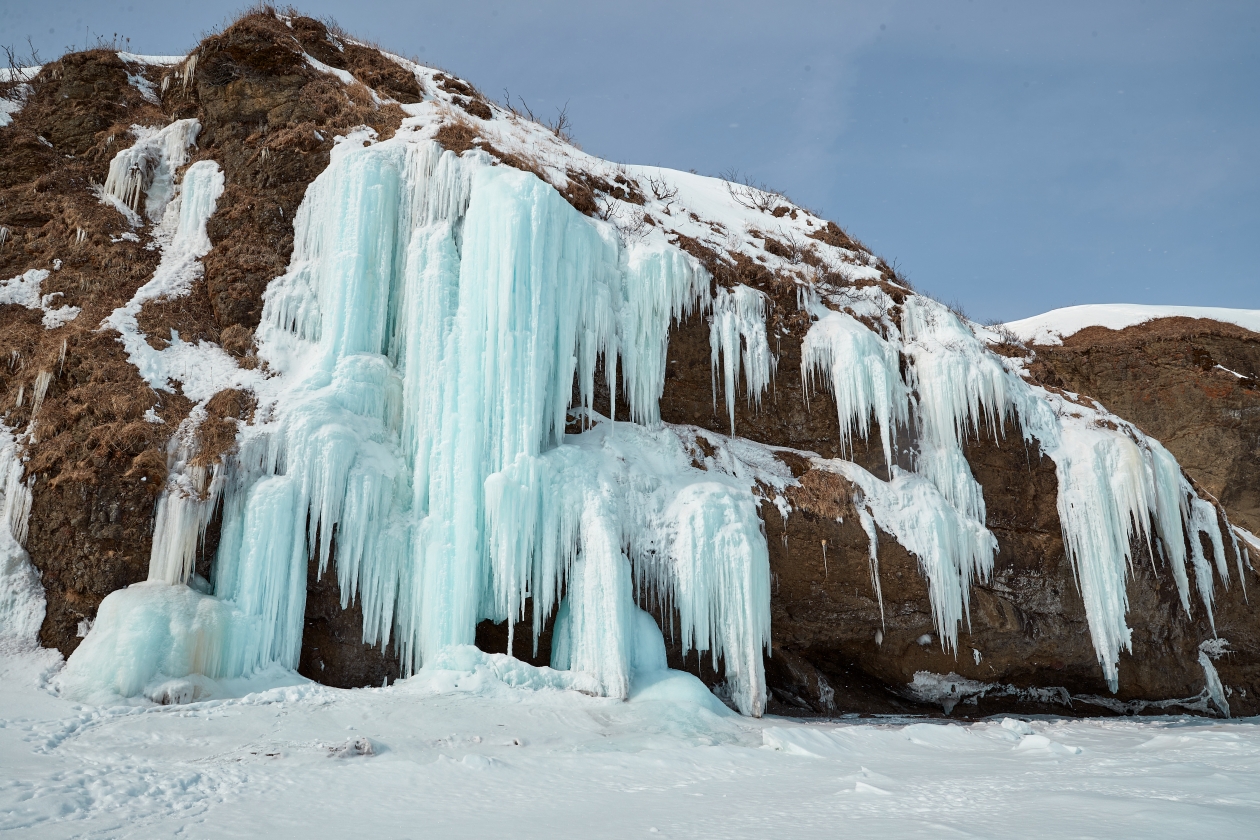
xmin=1 ymin=11 xmax=1257 ymax=722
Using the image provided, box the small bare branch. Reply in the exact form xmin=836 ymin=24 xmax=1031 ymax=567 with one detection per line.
xmin=646 ymin=173 xmax=678 ymax=202
xmin=544 ymin=100 xmax=572 ymax=142
xmin=596 ymin=194 xmax=650 ymax=243
xmin=719 ymin=167 xmax=784 ymax=213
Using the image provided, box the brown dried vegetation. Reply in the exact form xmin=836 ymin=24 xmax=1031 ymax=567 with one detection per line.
xmin=1 ymin=10 xmax=414 ymax=654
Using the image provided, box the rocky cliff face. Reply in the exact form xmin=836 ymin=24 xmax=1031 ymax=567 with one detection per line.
xmin=1 ymin=12 xmax=1255 ymax=717
xmin=1028 ymin=319 xmax=1259 ymax=537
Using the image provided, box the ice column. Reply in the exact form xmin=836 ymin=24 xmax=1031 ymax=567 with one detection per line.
xmin=710 ymin=284 xmax=774 ymax=434
xmin=1 ymin=422 xmax=44 ymax=646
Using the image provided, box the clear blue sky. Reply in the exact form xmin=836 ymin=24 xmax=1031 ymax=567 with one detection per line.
xmin=5 ymin=1 xmax=1257 ymax=321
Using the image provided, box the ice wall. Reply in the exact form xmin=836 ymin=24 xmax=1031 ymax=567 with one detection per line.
xmin=71 ymin=133 xmax=771 ymax=714
xmin=801 ymin=292 xmax=1242 ymax=690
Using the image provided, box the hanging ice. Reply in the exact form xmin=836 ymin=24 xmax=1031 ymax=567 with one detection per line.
xmin=901 ymin=297 xmax=1009 ymax=523
xmin=817 ymin=458 xmax=995 ymax=652
xmin=66 ymin=134 xmax=772 ymax=715
xmin=710 ymin=284 xmax=774 ymax=434
xmin=795 ymin=281 xmax=1243 ymax=690
xmin=800 ymin=307 xmax=906 ymax=471
xmin=101 ymin=118 xmax=201 ymax=222
xmin=1010 ymin=365 xmax=1241 ymax=691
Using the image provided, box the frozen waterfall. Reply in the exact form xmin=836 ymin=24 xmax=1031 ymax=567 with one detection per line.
xmin=63 ymin=134 xmax=772 ymax=715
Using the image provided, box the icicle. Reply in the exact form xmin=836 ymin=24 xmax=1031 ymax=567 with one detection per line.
xmin=147 ymin=413 xmax=227 ymax=587
xmin=27 ymin=371 xmax=52 ymax=419
xmin=709 ymin=284 xmax=773 ymax=434
xmin=901 ymin=297 xmax=1008 ymax=522
xmin=856 ymin=507 xmax=886 ymax=629
xmin=800 ymin=308 xmax=906 ymax=471
xmin=101 ymin=118 xmax=201 ymax=222
xmin=820 ymin=459 xmax=995 ymax=653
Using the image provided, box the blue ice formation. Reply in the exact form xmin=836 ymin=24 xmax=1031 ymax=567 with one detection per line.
xmin=802 ymin=290 xmax=1245 ymax=690
xmin=63 ymin=134 xmax=772 ymax=714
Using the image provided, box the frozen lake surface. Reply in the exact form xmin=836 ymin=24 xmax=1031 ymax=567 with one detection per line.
xmin=3 ymin=649 xmax=1258 ymax=839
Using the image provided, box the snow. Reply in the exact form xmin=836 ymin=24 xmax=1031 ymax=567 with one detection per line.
xmin=101 ymin=157 xmax=255 ymax=403
xmin=0 ymin=269 xmax=81 ymax=329
xmin=1003 ymin=304 xmax=1260 ymax=345
xmin=116 ymin=52 xmax=184 ymax=66
xmin=0 ymin=65 xmax=39 ymax=128
xmin=6 ymin=645 xmax=1260 ymax=838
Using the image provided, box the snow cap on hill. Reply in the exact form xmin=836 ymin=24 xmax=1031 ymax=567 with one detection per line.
xmin=1004 ymin=304 xmax=1260 ymax=346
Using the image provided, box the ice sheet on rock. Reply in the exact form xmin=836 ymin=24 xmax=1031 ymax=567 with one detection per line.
xmin=907 ymin=671 xmax=991 ymax=715
xmin=101 ymin=119 xmax=201 ymax=223
xmin=709 ymin=284 xmax=774 ymax=434
xmin=0 ymin=269 xmax=81 ymax=329
xmin=800 ymin=306 xmax=906 ymax=471
xmin=0 ymin=423 xmax=43 ymax=651
xmin=815 ymin=458 xmax=995 ymax=653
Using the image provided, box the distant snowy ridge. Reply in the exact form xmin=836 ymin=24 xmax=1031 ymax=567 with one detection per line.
xmin=1003 ymin=304 xmax=1260 ymax=346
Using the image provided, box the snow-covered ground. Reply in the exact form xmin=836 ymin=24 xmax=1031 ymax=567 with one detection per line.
xmin=1003 ymin=304 xmax=1260 ymax=346
xmin=3 ymin=648 xmax=1258 ymax=839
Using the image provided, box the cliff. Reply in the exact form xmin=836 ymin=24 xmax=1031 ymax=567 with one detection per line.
xmin=1 ymin=12 xmax=1255 ymax=718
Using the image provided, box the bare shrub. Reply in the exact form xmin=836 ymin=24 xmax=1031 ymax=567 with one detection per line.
xmin=645 ymin=173 xmax=678 ymax=202
xmin=718 ymin=167 xmax=786 ymax=213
